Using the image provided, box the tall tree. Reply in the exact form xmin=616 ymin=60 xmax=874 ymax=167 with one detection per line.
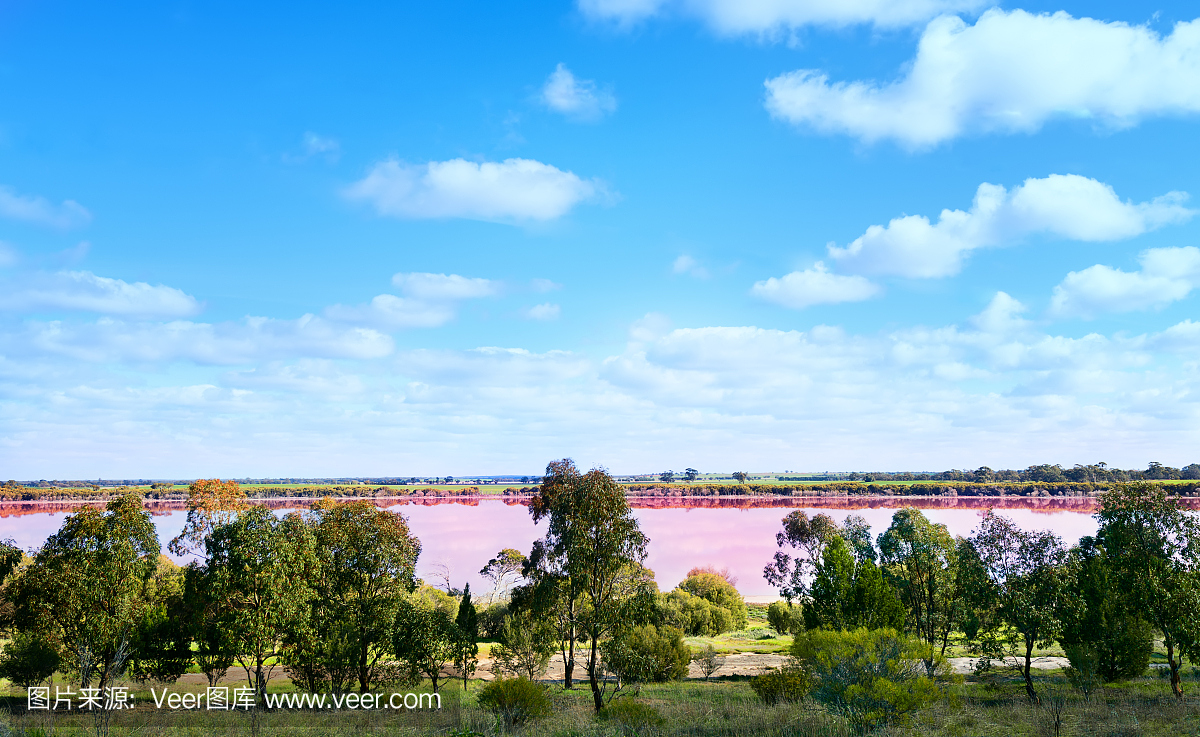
xmin=530 ymin=459 xmax=650 ymax=710
xmin=305 ymin=499 xmax=421 ymax=693
xmin=392 ymin=596 xmax=458 ymax=693
xmin=1096 ymin=482 xmax=1200 ymax=698
xmin=962 ymin=511 xmax=1070 ymax=703
xmin=804 ymin=536 xmax=904 ymax=632
xmin=479 ymin=548 xmax=526 ymax=604
xmin=13 ymin=494 xmax=158 ymax=734
xmin=454 ymin=584 xmax=478 ymax=689
xmin=763 ymin=511 xmax=841 ymax=601
xmin=167 ymin=479 xmax=247 ymax=558
xmin=878 ymin=508 xmax=960 ymax=671
xmin=204 ymin=507 xmax=317 ymax=707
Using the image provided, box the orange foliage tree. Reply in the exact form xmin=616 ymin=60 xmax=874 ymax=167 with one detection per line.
xmin=168 ymin=479 xmax=248 ymax=557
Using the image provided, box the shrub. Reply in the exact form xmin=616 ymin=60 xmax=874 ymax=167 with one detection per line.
xmin=0 ymin=632 xmax=60 ymax=688
xmin=659 ymin=589 xmax=734 ymax=636
xmin=692 ymin=644 xmax=723 ymax=680
xmin=767 ymin=600 xmax=802 ymax=635
xmin=750 ymin=667 xmax=810 ymax=705
xmin=601 ymin=624 xmax=690 ymax=684
xmin=599 ymin=698 xmax=666 ymax=734
xmin=475 ymin=676 xmax=551 ymax=727
xmin=1063 ymin=644 xmax=1100 ymax=701
xmin=678 ymin=572 xmax=748 ymax=630
xmin=792 ymin=627 xmax=944 ymax=731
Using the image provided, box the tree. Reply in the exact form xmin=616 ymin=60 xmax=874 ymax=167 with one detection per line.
xmin=732 ymin=471 xmax=748 ymax=484
xmin=763 ymin=511 xmax=841 ymax=601
xmin=128 ymin=556 xmax=193 ymax=683
xmin=659 ymin=470 xmax=675 ymax=483
xmin=1058 ymin=537 xmax=1151 ymax=682
xmin=183 ymin=563 xmax=235 ymax=687
xmin=1096 ymin=482 xmax=1200 ymax=698
xmin=683 ymin=468 xmax=699 ymax=482
xmin=491 ymin=610 xmax=557 ymax=680
xmin=454 ymin=584 xmax=479 ymax=689
xmin=305 ymin=499 xmax=421 ymax=693
xmin=692 ymin=644 xmax=722 ymax=680
xmin=529 ymin=459 xmax=651 ymax=710
xmin=392 ymin=596 xmax=458 ymax=693
xmin=167 ymin=479 xmax=247 ymax=558
xmin=480 ymin=548 xmax=527 ymax=604
xmin=0 ymin=632 xmax=60 ymax=688
xmin=878 ymin=508 xmax=960 ymax=671
xmin=677 ymin=572 xmax=747 ymax=630
xmin=841 ymin=515 xmax=877 ymax=565
xmin=961 ymin=511 xmax=1070 ymax=703
xmin=204 ymin=507 xmax=318 ymax=707
xmin=599 ymin=624 xmax=689 ymax=687
xmin=12 ymin=494 xmax=158 ymax=735
xmin=767 ymin=600 xmax=802 ymax=635
xmin=804 ymin=536 xmax=904 ymax=632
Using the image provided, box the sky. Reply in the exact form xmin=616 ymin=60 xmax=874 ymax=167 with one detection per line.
xmin=3 ymin=1 xmax=1200 ymax=478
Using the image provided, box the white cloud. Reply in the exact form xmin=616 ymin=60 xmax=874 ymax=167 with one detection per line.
xmin=541 ymin=64 xmax=617 ymax=121
xmin=828 ymin=175 xmax=1193 ymax=278
xmin=970 ymin=292 xmax=1030 ymax=334
xmin=629 ymin=312 xmax=672 ymax=342
xmin=579 ymin=0 xmax=984 ymax=31
xmin=325 ymin=272 xmax=500 ymax=329
xmin=284 ymin=132 xmax=341 ymax=164
xmin=531 ymin=278 xmax=563 ymax=293
xmin=22 ymin=314 xmax=393 ymax=364
xmin=524 ymin=303 xmax=562 ymax=321
xmin=672 ymin=254 xmax=709 ymax=278
xmin=1049 ymin=247 xmax=1200 ymax=319
xmin=0 ymin=186 xmax=91 ymax=229
xmin=750 ymin=262 xmax=881 ymax=309
xmin=0 ymin=271 xmax=202 ymax=318
xmin=344 ymin=158 xmax=601 ymax=222
xmin=391 ymin=272 xmax=499 ymax=300
xmin=765 ymin=10 xmax=1200 ymax=146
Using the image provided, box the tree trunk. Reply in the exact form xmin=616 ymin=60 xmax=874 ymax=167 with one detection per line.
xmin=588 ymin=635 xmax=603 ymax=711
xmin=358 ymin=642 xmax=370 ymax=693
xmin=1166 ymin=638 xmax=1183 ymax=699
xmin=564 ymin=622 xmax=576 ymax=688
xmin=1023 ymin=638 xmax=1039 ymax=704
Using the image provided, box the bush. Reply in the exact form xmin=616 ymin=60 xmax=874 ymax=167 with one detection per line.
xmin=601 ymin=624 xmax=690 ymax=684
xmin=491 ymin=611 xmax=556 ymax=680
xmin=1063 ymin=644 xmax=1101 ymax=701
xmin=659 ymin=589 xmax=734 ymax=636
xmin=0 ymin=632 xmax=60 ymax=688
xmin=599 ymin=698 xmax=666 ymax=734
xmin=767 ymin=601 xmax=802 ymax=635
xmin=678 ymin=572 xmax=748 ymax=630
xmin=792 ymin=628 xmax=944 ymax=731
xmin=750 ymin=668 xmax=810 ymax=705
xmin=475 ymin=676 xmax=551 ymax=727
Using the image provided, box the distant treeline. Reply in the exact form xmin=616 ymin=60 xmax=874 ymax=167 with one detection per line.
xmin=0 ymin=481 xmax=484 ymax=503
xmin=808 ymin=462 xmax=1200 ymax=483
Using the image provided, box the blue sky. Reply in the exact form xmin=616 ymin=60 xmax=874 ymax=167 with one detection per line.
xmin=3 ymin=0 xmax=1200 ymax=477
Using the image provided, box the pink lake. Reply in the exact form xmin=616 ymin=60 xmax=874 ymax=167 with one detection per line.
xmin=0 ymin=496 xmax=1155 ymax=597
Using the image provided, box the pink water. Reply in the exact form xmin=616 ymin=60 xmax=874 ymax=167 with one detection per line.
xmin=0 ymin=497 xmax=1123 ymax=596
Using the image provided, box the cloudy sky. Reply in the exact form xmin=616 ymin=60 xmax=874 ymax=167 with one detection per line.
xmin=3 ymin=1 xmax=1200 ymax=478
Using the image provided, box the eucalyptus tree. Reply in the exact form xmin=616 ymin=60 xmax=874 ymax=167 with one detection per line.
xmin=204 ymin=506 xmax=318 ymax=707
xmin=878 ymin=508 xmax=961 ymax=670
xmin=804 ymin=535 xmax=904 ymax=632
xmin=962 ymin=512 xmax=1070 ymax=703
xmin=763 ymin=510 xmax=841 ymax=601
xmin=1096 ymin=482 xmax=1200 ymax=698
xmin=529 ymin=459 xmax=651 ymax=710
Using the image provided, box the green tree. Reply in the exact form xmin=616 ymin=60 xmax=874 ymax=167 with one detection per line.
xmin=599 ymin=624 xmax=690 ymax=685
xmin=491 ymin=610 xmax=557 ymax=680
xmin=529 ymin=459 xmax=650 ymax=710
xmin=128 ymin=556 xmax=193 ymax=683
xmin=453 ymin=584 xmax=479 ymax=689
xmin=305 ymin=499 xmax=421 ymax=693
xmin=12 ymin=494 xmax=158 ymax=734
xmin=763 ymin=511 xmax=841 ymax=601
xmin=767 ymin=600 xmax=802 ymax=635
xmin=804 ymin=536 xmax=905 ymax=632
xmin=204 ymin=507 xmax=318 ymax=707
xmin=1058 ymin=537 xmax=1151 ymax=682
xmin=182 ymin=563 xmax=235 ymax=687
xmin=392 ymin=595 xmax=458 ymax=693
xmin=480 ymin=548 xmax=526 ymax=604
xmin=0 ymin=632 xmax=60 ymax=688
xmin=1096 ymin=482 xmax=1200 ymax=698
xmin=878 ymin=508 xmax=961 ymax=671
xmin=962 ymin=511 xmax=1070 ymax=703
xmin=677 ymin=571 xmax=747 ymax=630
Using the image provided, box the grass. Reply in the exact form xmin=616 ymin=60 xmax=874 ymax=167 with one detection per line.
xmin=2 ymin=666 xmax=1197 ymax=736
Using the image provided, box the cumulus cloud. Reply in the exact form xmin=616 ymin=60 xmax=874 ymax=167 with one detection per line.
xmin=326 ymin=272 xmax=500 ymax=330
xmin=344 ymin=157 xmax=601 ymax=222
xmin=827 ymin=175 xmax=1193 ymax=278
xmin=0 ymin=271 xmax=202 ymax=318
xmin=1049 ymin=247 xmax=1200 ymax=319
xmin=524 ymin=303 xmax=562 ymax=320
xmin=765 ymin=10 xmax=1200 ymax=146
xmin=0 ymin=186 xmax=92 ymax=229
xmin=750 ymin=262 xmax=881 ymax=308
xmin=672 ymin=254 xmax=709 ymax=278
xmin=578 ymin=0 xmax=984 ymax=31
xmin=541 ymin=64 xmax=617 ymax=121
